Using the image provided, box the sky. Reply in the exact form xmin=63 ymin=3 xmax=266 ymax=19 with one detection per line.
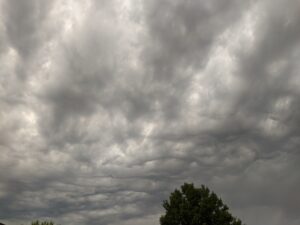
xmin=0 ymin=0 xmax=300 ymax=224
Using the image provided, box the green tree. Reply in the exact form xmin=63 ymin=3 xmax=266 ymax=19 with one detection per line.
xmin=160 ymin=183 xmax=244 ymax=225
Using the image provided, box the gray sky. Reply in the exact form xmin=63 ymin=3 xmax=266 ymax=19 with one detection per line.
xmin=0 ymin=0 xmax=300 ymax=225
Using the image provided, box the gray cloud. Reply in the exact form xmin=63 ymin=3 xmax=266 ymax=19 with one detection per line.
xmin=0 ymin=0 xmax=300 ymax=225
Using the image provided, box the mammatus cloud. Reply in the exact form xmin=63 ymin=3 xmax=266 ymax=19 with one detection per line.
xmin=0 ymin=0 xmax=300 ymax=225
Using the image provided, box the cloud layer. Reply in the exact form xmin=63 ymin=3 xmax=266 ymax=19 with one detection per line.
xmin=1 ymin=0 xmax=300 ymax=225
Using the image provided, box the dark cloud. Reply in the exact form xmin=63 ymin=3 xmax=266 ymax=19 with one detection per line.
xmin=2 ymin=0 xmax=53 ymax=57
xmin=0 ymin=0 xmax=300 ymax=225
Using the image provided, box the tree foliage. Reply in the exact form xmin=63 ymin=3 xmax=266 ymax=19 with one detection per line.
xmin=160 ymin=183 xmax=244 ymax=225
xmin=31 ymin=220 xmax=55 ymax=225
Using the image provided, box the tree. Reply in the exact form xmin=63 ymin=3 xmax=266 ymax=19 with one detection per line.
xmin=160 ymin=183 xmax=244 ymax=225
xmin=31 ymin=221 xmax=55 ymax=225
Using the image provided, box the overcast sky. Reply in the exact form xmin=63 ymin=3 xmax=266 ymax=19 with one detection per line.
xmin=0 ymin=0 xmax=300 ymax=225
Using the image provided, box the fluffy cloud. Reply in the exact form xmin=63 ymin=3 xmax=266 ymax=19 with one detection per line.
xmin=0 ymin=0 xmax=300 ymax=225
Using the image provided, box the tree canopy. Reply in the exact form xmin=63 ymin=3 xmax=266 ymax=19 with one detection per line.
xmin=160 ymin=183 xmax=244 ymax=225
xmin=31 ymin=221 xmax=55 ymax=225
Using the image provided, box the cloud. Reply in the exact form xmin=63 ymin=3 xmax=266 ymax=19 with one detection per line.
xmin=0 ymin=0 xmax=300 ymax=225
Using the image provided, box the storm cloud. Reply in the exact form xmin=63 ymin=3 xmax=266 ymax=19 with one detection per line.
xmin=0 ymin=0 xmax=300 ymax=225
